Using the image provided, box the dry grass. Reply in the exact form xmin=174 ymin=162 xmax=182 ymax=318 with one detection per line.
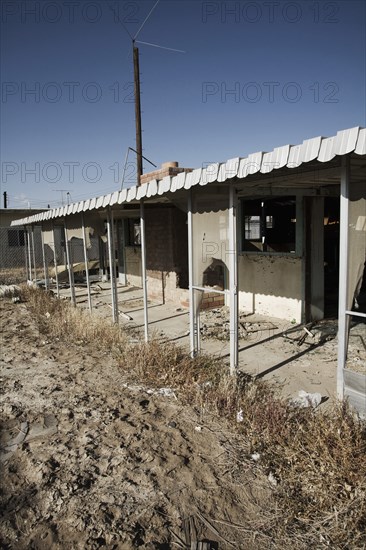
xmin=0 ymin=267 xmax=28 ymax=285
xmin=21 ymin=285 xmax=128 ymax=350
xmin=17 ymin=286 xmax=366 ymax=548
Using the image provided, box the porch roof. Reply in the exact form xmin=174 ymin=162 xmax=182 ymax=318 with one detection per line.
xmin=11 ymin=125 xmax=366 ymax=227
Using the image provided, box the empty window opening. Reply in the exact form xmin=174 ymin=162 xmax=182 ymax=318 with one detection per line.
xmin=242 ymin=197 xmax=296 ymax=253
xmin=8 ymin=229 xmax=25 ymax=247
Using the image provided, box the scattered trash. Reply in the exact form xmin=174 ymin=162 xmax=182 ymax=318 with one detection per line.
xmin=195 ymin=426 xmax=202 ymax=432
xmin=268 ymin=472 xmax=278 ymax=486
xmin=45 ymin=312 xmax=51 ymax=319
xmin=200 ymin=307 xmax=278 ymax=341
xmin=236 ymin=409 xmax=244 ymax=422
xmin=303 ymin=326 xmax=315 ymax=338
xmin=0 ymin=285 xmax=21 ymax=299
xmin=292 ymin=390 xmax=322 ymax=408
xmin=157 ymin=387 xmax=177 ymax=399
xmin=284 ymin=320 xmax=337 ymax=346
xmin=168 ymin=421 xmax=177 ymax=429
xmin=251 ymin=452 xmax=260 ymax=461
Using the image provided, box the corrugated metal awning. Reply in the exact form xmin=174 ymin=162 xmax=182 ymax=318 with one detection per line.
xmin=11 ymin=126 xmax=366 ymax=227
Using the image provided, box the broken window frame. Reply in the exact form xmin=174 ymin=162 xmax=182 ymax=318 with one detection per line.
xmin=125 ymin=218 xmax=141 ymax=247
xmin=240 ymin=196 xmax=298 ymax=255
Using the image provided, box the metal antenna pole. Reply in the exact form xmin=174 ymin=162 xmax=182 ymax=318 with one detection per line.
xmin=133 ymin=42 xmax=143 ymax=186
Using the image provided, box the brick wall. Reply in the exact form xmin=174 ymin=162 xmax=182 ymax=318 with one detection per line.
xmin=140 ymin=166 xmax=192 ymax=185
xmin=144 ymin=206 xmax=188 ymax=304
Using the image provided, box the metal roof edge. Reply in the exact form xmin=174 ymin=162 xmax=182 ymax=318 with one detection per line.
xmin=9 ymin=126 xmax=364 ymax=226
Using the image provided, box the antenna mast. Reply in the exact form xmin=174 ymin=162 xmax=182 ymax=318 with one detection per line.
xmin=133 ymin=41 xmax=143 ymax=186
xmin=110 ymin=0 xmax=184 ymax=187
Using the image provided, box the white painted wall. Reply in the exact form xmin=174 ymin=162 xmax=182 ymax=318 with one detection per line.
xmin=192 ymin=210 xmax=303 ymax=322
xmin=238 ymin=254 xmax=303 ymax=322
xmin=192 ymin=209 xmax=229 ymax=286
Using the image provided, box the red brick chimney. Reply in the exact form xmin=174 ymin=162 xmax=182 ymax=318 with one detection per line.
xmin=140 ymin=161 xmax=193 ymax=185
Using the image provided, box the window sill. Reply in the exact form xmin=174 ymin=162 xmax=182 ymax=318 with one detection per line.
xmin=239 ymin=251 xmax=302 ymax=258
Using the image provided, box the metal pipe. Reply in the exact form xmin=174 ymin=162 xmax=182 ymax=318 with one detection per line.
xmin=188 ymin=190 xmax=196 ymax=356
xmin=52 ymin=222 xmax=60 ymax=298
xmin=192 ymin=285 xmax=229 ymax=295
xmin=64 ymin=221 xmax=76 ymax=305
xmin=228 ymin=186 xmax=239 ymax=375
xmin=337 ymin=156 xmax=350 ymax=399
xmin=106 ymin=208 xmax=118 ymax=323
xmin=31 ymin=226 xmax=36 ymax=281
xmin=140 ymin=200 xmax=148 ymax=341
xmin=110 ymin=209 xmax=119 ymax=321
xmin=345 ymin=310 xmax=366 ymax=319
xmin=81 ymin=212 xmax=92 ymax=312
xmin=24 ymin=226 xmax=29 ymax=280
xmin=41 ymin=228 xmax=49 ymax=290
xmin=27 ymin=228 xmax=32 ymax=281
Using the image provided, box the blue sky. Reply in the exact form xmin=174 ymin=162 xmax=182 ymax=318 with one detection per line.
xmin=1 ymin=0 xmax=365 ymax=208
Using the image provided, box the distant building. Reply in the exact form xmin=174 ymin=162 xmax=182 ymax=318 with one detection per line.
xmin=0 ymin=208 xmax=47 ymax=270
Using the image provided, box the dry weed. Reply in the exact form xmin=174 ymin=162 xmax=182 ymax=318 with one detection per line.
xmin=19 ymin=286 xmax=366 ymax=548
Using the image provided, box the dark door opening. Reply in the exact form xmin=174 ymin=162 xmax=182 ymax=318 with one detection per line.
xmin=324 ymin=197 xmax=340 ymax=318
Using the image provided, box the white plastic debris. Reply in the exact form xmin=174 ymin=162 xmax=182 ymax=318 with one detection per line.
xmin=195 ymin=426 xmax=202 ymax=432
xmin=292 ymin=390 xmax=322 ymax=408
xmin=236 ymin=409 xmax=244 ymax=423
xmin=158 ymin=387 xmax=177 ymax=399
xmin=0 ymin=285 xmax=21 ymax=298
xmin=45 ymin=312 xmax=51 ymax=319
xmin=251 ymin=453 xmax=260 ymax=461
xmin=268 ymin=472 xmax=278 ymax=486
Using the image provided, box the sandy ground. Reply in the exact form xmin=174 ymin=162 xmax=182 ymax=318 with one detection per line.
xmin=1 ymin=284 xmax=364 ymax=548
xmin=0 ymin=299 xmax=275 ymax=549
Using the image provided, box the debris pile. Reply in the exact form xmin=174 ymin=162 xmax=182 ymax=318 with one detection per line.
xmin=199 ymin=307 xmax=278 ymax=341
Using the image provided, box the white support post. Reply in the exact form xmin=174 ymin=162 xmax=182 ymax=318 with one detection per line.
xmin=24 ymin=226 xmax=29 ymax=281
xmin=64 ymin=221 xmax=76 ymax=305
xmin=31 ymin=226 xmax=37 ymax=281
xmin=27 ymin=228 xmax=32 ymax=281
xmin=52 ymin=223 xmax=60 ymax=298
xmin=41 ymin=228 xmax=49 ymax=290
xmin=229 ymin=186 xmax=239 ymax=375
xmin=188 ymin=190 xmax=197 ymax=357
xmin=81 ymin=212 xmax=92 ymax=312
xmin=106 ymin=208 xmax=118 ymax=323
xmin=337 ymin=156 xmax=350 ymax=400
xmin=140 ymin=200 xmax=149 ymax=342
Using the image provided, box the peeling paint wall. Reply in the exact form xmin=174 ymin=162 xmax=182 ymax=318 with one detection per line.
xmin=192 ymin=209 xmax=303 ymax=322
xmin=238 ymin=254 xmax=303 ymax=322
xmin=192 ymin=209 xmax=230 ymax=288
